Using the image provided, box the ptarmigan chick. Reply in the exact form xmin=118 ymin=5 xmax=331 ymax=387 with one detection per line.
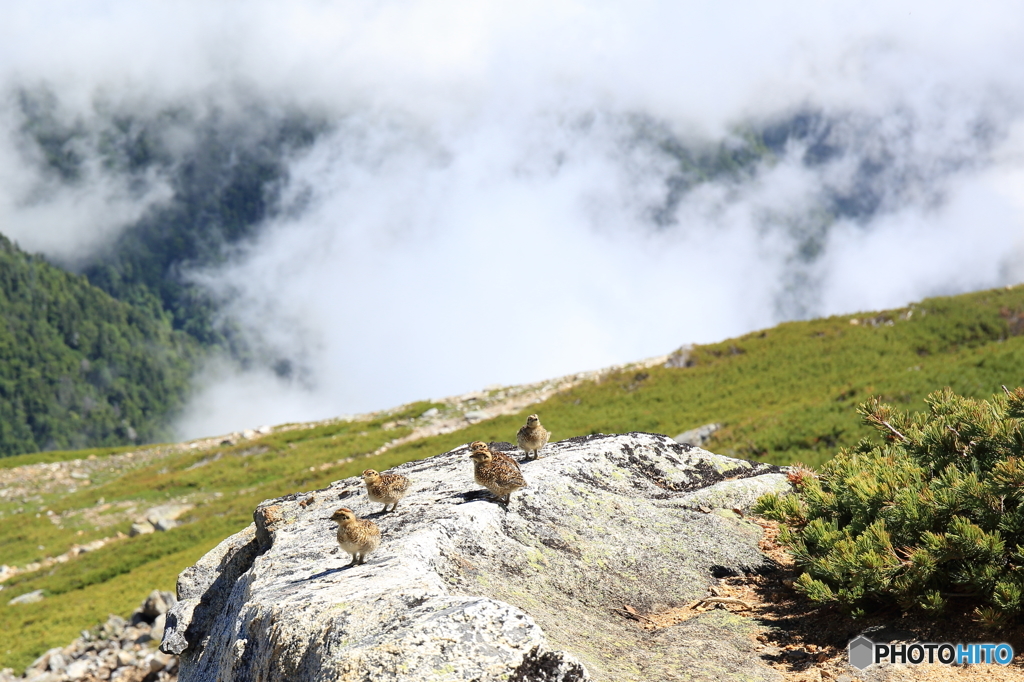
xmin=471 ymin=440 xmax=518 ymax=467
xmin=330 ymin=507 xmax=381 ymax=566
xmin=516 ymin=414 xmax=550 ymax=460
xmin=469 ymin=442 xmax=526 ymax=505
xmin=362 ymin=468 xmax=411 ymax=513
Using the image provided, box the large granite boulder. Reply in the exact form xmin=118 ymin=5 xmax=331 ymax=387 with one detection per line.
xmin=162 ymin=432 xmax=790 ymax=681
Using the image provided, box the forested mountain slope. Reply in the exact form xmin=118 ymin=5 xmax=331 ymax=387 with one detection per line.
xmin=0 ymin=233 xmax=199 ymax=457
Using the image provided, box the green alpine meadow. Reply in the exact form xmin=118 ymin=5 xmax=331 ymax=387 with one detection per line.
xmin=4 ymin=282 xmax=1024 ymax=670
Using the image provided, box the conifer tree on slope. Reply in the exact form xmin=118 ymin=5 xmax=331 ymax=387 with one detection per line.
xmin=756 ymin=386 xmax=1024 ymax=625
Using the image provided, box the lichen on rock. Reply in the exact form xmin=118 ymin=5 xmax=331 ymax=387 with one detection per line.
xmin=162 ymin=432 xmax=790 ymax=681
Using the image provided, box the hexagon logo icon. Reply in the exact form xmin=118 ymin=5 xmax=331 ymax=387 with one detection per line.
xmin=849 ymin=636 xmax=875 ymax=670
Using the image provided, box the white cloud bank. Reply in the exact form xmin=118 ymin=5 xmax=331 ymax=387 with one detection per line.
xmin=2 ymin=1 xmax=1024 ymax=437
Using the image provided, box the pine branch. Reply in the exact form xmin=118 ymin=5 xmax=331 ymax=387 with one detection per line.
xmin=879 ymin=419 xmax=908 ymax=442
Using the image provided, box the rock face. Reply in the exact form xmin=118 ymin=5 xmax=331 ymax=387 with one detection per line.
xmin=7 ymin=589 xmax=44 ymax=606
xmin=673 ymin=423 xmax=722 ymax=448
xmin=162 ymin=432 xmax=790 ymax=682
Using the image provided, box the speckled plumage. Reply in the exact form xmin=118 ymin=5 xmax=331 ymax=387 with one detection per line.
xmin=516 ymin=414 xmax=550 ymax=460
xmin=469 ymin=443 xmax=526 ymax=505
xmin=362 ymin=469 xmax=411 ymax=512
xmin=330 ymin=507 xmax=381 ymax=566
xmin=470 ymin=441 xmax=519 ymax=468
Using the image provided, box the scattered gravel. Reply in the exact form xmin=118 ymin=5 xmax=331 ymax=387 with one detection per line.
xmin=1 ymin=591 xmax=179 ymax=682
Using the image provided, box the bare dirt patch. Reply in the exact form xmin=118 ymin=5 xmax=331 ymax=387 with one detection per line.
xmin=615 ymin=519 xmax=1024 ymax=681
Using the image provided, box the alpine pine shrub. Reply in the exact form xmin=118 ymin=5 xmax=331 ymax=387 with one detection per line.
xmin=754 ymin=387 xmax=1024 ymax=623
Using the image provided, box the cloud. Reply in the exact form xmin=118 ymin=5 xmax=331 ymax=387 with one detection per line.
xmin=1 ymin=1 xmax=1024 ymax=436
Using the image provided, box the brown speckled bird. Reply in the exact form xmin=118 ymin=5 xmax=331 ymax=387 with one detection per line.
xmin=330 ymin=507 xmax=381 ymax=566
xmin=516 ymin=414 xmax=550 ymax=460
xmin=470 ymin=440 xmax=518 ymax=467
xmin=469 ymin=442 xmax=526 ymax=505
xmin=362 ymin=469 xmax=411 ymax=513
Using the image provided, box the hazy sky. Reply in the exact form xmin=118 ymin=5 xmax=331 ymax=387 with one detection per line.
xmin=2 ymin=2 xmax=1024 ymax=438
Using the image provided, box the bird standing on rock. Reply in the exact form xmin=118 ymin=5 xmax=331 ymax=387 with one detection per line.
xmin=330 ymin=507 xmax=381 ymax=566
xmin=469 ymin=441 xmax=526 ymax=505
xmin=517 ymin=414 xmax=550 ymax=460
xmin=362 ymin=469 xmax=411 ymax=512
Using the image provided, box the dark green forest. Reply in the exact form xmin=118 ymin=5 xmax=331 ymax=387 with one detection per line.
xmin=0 ymin=94 xmax=326 ymax=458
xmin=0 ymin=233 xmax=199 ymax=457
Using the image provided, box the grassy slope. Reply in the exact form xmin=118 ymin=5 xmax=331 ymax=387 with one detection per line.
xmin=3 ymin=286 xmax=1024 ymax=670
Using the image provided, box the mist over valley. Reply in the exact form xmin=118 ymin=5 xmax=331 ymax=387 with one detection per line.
xmin=2 ymin=1 xmax=1024 ymax=441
